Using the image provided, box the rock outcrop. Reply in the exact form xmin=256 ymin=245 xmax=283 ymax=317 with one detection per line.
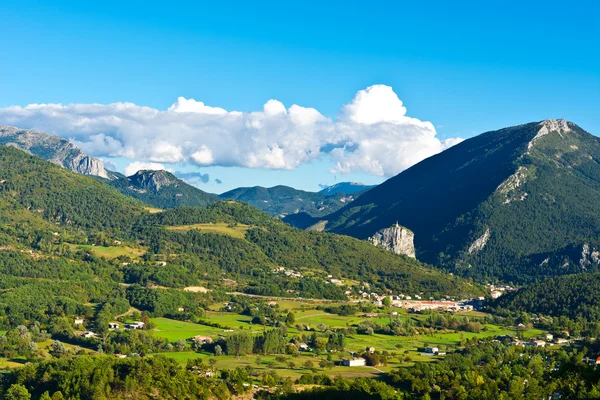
xmin=368 ymin=223 xmax=415 ymax=258
xmin=0 ymin=126 xmax=111 ymax=179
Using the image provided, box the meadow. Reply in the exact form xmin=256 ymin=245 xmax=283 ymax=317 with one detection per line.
xmin=150 ymin=303 xmax=550 ymax=379
xmin=67 ymin=244 xmax=145 ymax=259
xmin=166 ymin=223 xmax=251 ymax=239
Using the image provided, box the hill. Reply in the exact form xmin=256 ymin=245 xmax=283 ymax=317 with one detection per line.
xmin=318 ymin=182 xmax=375 ymax=195
xmin=109 ymin=170 xmax=220 ymax=209
xmin=220 ymin=185 xmax=359 ymax=218
xmin=0 ymin=146 xmax=481 ymax=300
xmin=0 ymin=145 xmax=144 ymax=235
xmin=0 ymin=125 xmax=117 ymax=179
xmin=492 ymin=273 xmax=600 ymax=322
xmin=320 ymin=120 xmax=600 ymax=283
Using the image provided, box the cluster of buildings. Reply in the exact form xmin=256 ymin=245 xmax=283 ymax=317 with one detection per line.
xmin=488 ymin=284 xmax=516 ymax=299
xmin=74 ymin=318 xmax=145 ymax=339
xmin=365 ymin=293 xmax=478 ymax=313
xmin=495 ymin=333 xmax=570 ymax=347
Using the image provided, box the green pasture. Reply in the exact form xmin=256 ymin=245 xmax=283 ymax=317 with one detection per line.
xmin=166 ymin=223 xmax=250 ymax=239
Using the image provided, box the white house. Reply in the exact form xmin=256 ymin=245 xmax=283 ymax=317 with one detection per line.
xmin=425 ymin=347 xmax=439 ymax=354
xmin=299 ymin=343 xmax=309 ymax=351
xmin=529 ymin=340 xmax=546 ymax=347
xmin=126 ymin=321 xmax=145 ymax=330
xmin=544 ymin=333 xmax=554 ymax=341
xmin=81 ymin=331 xmax=97 ymax=338
xmin=74 ymin=318 xmax=85 ymax=325
xmin=342 ymin=358 xmax=366 ymax=367
xmin=108 ymin=323 xmax=120 ymax=329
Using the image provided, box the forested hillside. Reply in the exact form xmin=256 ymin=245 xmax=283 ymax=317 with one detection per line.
xmin=0 ymin=146 xmax=481 ymax=306
xmin=492 ymin=273 xmax=600 ymax=322
xmin=320 ymin=120 xmax=600 ymax=284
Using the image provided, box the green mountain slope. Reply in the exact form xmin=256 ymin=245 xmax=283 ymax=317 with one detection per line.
xmin=0 ymin=146 xmax=144 ymax=233
xmin=220 ymin=185 xmax=359 ymax=218
xmin=493 ymin=273 xmax=600 ymax=322
xmin=0 ymin=146 xmax=481 ymax=299
xmin=321 ymin=120 xmax=600 ymax=283
xmin=109 ymin=170 xmax=220 ymax=209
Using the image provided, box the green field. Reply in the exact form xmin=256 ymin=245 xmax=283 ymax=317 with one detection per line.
xmin=68 ymin=244 xmax=145 ymax=259
xmin=166 ymin=223 xmax=250 ymax=239
xmin=151 ymin=307 xmax=549 ymax=379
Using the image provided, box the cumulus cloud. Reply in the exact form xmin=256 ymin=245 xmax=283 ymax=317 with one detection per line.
xmin=0 ymin=85 xmax=462 ymax=177
xmin=124 ymin=161 xmax=168 ymax=176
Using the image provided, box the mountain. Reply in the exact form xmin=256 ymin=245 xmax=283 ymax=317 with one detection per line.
xmin=0 ymin=145 xmax=143 ymax=235
xmin=492 ymin=272 xmax=600 ymax=322
xmin=0 ymin=145 xmax=482 ymax=300
xmin=220 ymin=185 xmax=359 ymax=218
xmin=109 ymin=170 xmax=221 ymax=209
xmin=318 ymin=182 xmax=375 ymax=195
xmin=0 ymin=125 xmax=117 ymax=179
xmin=319 ymin=119 xmax=600 ymax=283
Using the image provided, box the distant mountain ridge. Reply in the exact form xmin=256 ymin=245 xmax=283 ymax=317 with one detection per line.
xmin=0 ymin=125 xmax=116 ymax=179
xmin=220 ymin=185 xmax=361 ymax=218
xmin=319 ymin=182 xmax=375 ymax=195
xmin=319 ymin=119 xmax=600 ymax=283
xmin=109 ymin=170 xmax=220 ymax=209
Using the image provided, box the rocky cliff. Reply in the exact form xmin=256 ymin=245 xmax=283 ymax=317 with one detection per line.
xmin=368 ymin=223 xmax=416 ymax=258
xmin=0 ymin=126 xmax=111 ymax=179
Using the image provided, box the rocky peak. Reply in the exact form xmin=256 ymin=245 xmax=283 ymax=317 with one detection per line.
xmin=0 ymin=125 xmax=111 ymax=179
xmin=528 ymin=119 xmax=572 ymax=150
xmin=368 ymin=223 xmax=416 ymax=258
xmin=128 ymin=170 xmax=179 ymax=192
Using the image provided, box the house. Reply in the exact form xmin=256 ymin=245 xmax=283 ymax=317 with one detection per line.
xmin=115 ymin=354 xmax=127 ymax=359
xmin=191 ymin=335 xmax=213 ymax=344
xmin=298 ymin=343 xmax=309 ymax=351
xmin=544 ymin=333 xmax=554 ymax=341
xmin=155 ymin=261 xmax=167 ymax=267
xmin=113 ymin=240 xmax=122 ymax=245
xmin=126 ymin=321 xmax=145 ymax=330
xmin=178 ymin=307 xmax=185 ymax=312
xmin=596 ymin=356 xmax=600 ymax=365
xmin=108 ymin=323 xmax=120 ymax=329
xmin=554 ymin=338 xmax=569 ymax=344
xmin=341 ymin=357 xmax=366 ymax=367
xmin=81 ymin=331 xmax=97 ymax=338
xmin=364 ymin=313 xmax=379 ymax=318
xmin=367 ymin=347 xmax=375 ymax=354
xmin=529 ymin=340 xmax=546 ymax=347
xmin=425 ymin=347 xmax=439 ymax=354
xmin=74 ymin=318 xmax=85 ymax=325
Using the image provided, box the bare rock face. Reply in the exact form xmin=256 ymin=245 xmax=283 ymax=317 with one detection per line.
xmin=0 ymin=126 xmax=111 ymax=179
xmin=368 ymin=223 xmax=416 ymax=258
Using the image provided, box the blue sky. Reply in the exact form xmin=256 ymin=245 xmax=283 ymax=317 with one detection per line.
xmin=0 ymin=0 xmax=598 ymax=192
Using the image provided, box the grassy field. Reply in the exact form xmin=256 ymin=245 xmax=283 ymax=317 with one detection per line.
xmin=144 ymin=207 xmax=163 ymax=214
xmin=151 ymin=306 xmax=549 ymax=380
xmin=166 ymin=223 xmax=250 ymax=239
xmin=68 ymin=244 xmax=145 ymax=259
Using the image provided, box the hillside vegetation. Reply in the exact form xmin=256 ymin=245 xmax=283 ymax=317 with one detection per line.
xmin=321 ymin=120 xmax=600 ymax=284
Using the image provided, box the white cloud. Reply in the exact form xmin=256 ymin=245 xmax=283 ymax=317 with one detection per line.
xmin=0 ymin=85 xmax=461 ymax=177
xmin=124 ymin=161 xmax=167 ymax=177
xmin=191 ymin=145 xmax=214 ymax=165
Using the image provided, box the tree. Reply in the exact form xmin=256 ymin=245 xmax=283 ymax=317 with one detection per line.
xmin=382 ymin=297 xmax=391 ymax=307
xmin=5 ymin=384 xmax=31 ymax=400
xmin=176 ymin=339 xmax=186 ymax=352
xmin=215 ymin=344 xmax=223 ymax=356
xmin=285 ymin=312 xmax=296 ymax=326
